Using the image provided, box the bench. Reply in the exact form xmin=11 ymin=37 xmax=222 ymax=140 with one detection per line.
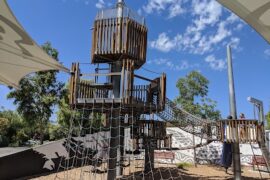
xmin=155 ymin=151 xmax=175 ymax=163
xmin=250 ymin=155 xmax=267 ymax=170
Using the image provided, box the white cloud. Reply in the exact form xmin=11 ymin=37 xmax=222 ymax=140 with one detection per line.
xmin=150 ymin=0 xmax=244 ymax=55
xmin=229 ymin=37 xmax=240 ymax=49
xmin=210 ymin=22 xmax=231 ymax=44
xmin=205 ymin=55 xmax=226 ymax=71
xmin=168 ymin=3 xmax=185 ymax=18
xmin=265 ymin=49 xmax=270 ymax=57
xmin=148 ymin=58 xmax=196 ymax=71
xmin=191 ymin=0 xmax=222 ymax=31
xmin=226 ymin=13 xmax=240 ymax=24
xmin=234 ymin=23 xmax=244 ymax=31
xmin=96 ymin=0 xmax=105 ymax=9
xmin=143 ymin=0 xmax=186 ymax=19
xmin=150 ymin=33 xmax=181 ymax=52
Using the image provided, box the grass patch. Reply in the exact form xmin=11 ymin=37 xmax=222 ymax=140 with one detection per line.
xmin=176 ymin=162 xmax=193 ymax=169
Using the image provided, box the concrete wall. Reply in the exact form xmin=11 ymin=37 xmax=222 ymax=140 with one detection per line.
xmin=162 ymin=127 xmax=262 ymax=165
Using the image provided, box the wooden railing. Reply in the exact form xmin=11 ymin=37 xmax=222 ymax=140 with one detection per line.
xmin=219 ymin=119 xmax=264 ymax=143
xmin=69 ymin=63 xmax=80 ymax=105
xmin=69 ymin=63 xmax=166 ymax=111
xmin=126 ymin=85 xmax=149 ymax=103
xmin=77 ymin=80 xmax=112 ymax=99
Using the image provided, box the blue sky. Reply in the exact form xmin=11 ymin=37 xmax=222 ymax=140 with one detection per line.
xmin=1 ymin=0 xmax=270 ymax=120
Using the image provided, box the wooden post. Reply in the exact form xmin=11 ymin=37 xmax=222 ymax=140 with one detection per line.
xmin=144 ymin=137 xmax=154 ymax=175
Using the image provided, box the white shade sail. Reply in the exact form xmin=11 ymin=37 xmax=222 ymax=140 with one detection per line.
xmin=0 ymin=0 xmax=69 ymax=89
xmin=217 ymin=0 xmax=270 ymax=44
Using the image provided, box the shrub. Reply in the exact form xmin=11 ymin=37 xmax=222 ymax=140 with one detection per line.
xmin=176 ymin=162 xmax=193 ymax=169
xmin=0 ymin=135 xmax=9 ymax=147
xmin=0 ymin=118 xmax=10 ymax=135
xmin=49 ymin=124 xmax=66 ymax=141
xmin=16 ymin=130 xmax=29 ymax=145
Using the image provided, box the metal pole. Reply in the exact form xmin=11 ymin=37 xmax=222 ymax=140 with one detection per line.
xmin=108 ymin=2 xmax=125 ymax=179
xmin=107 ymin=62 xmax=122 ymax=180
xmin=227 ymin=45 xmax=241 ymax=180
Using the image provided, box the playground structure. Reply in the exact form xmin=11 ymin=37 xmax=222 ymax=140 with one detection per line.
xmin=0 ymin=0 xmax=270 ymax=179
xmin=57 ymin=0 xmax=270 ymax=179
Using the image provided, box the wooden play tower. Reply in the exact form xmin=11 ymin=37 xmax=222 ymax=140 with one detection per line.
xmin=69 ymin=0 xmax=167 ymax=179
xmin=68 ymin=1 xmax=270 ymax=179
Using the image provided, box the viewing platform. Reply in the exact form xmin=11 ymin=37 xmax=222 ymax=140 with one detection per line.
xmin=69 ymin=62 xmax=166 ymax=113
xmin=91 ymin=6 xmax=147 ymax=69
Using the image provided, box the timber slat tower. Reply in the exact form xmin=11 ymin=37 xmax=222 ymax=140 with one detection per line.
xmin=69 ymin=0 xmax=168 ymax=179
xmin=69 ymin=1 xmax=166 ymax=113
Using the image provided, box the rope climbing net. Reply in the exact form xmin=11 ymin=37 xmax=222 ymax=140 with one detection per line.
xmin=53 ymin=102 xmax=191 ymax=180
xmin=52 ymin=96 xmax=223 ymax=180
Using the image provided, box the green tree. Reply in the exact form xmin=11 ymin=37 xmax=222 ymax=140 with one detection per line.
xmin=57 ymin=83 xmax=106 ymax=136
xmin=7 ymin=42 xmax=64 ymax=144
xmin=266 ymin=111 xmax=270 ymax=130
xmin=57 ymin=84 xmax=72 ymax=129
xmin=175 ymin=71 xmax=221 ymax=120
xmin=0 ymin=109 xmax=27 ymax=146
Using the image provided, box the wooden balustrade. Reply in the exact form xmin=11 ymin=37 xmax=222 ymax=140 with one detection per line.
xmin=77 ymin=80 xmax=112 ymax=99
xmin=69 ymin=63 xmax=80 ymax=106
xmin=219 ymin=119 xmax=264 ymax=143
xmin=69 ymin=63 xmax=166 ymax=112
xmin=128 ymin=85 xmax=149 ymax=103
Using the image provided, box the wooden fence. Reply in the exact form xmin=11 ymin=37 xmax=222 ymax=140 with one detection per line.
xmin=219 ymin=119 xmax=264 ymax=143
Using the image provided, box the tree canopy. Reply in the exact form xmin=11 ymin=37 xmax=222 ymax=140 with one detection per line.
xmin=175 ymin=71 xmax=221 ymax=120
xmin=7 ymin=42 xmax=65 ymax=144
xmin=0 ymin=109 xmax=27 ymax=147
xmin=266 ymin=111 xmax=270 ymax=130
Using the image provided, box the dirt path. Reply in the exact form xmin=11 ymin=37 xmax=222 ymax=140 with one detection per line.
xmin=30 ymin=164 xmax=270 ymax=180
xmin=180 ymin=165 xmax=269 ymax=180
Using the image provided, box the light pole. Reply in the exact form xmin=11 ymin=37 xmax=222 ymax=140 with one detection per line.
xmin=227 ymin=45 xmax=242 ymax=180
xmin=247 ymin=97 xmax=264 ymax=123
